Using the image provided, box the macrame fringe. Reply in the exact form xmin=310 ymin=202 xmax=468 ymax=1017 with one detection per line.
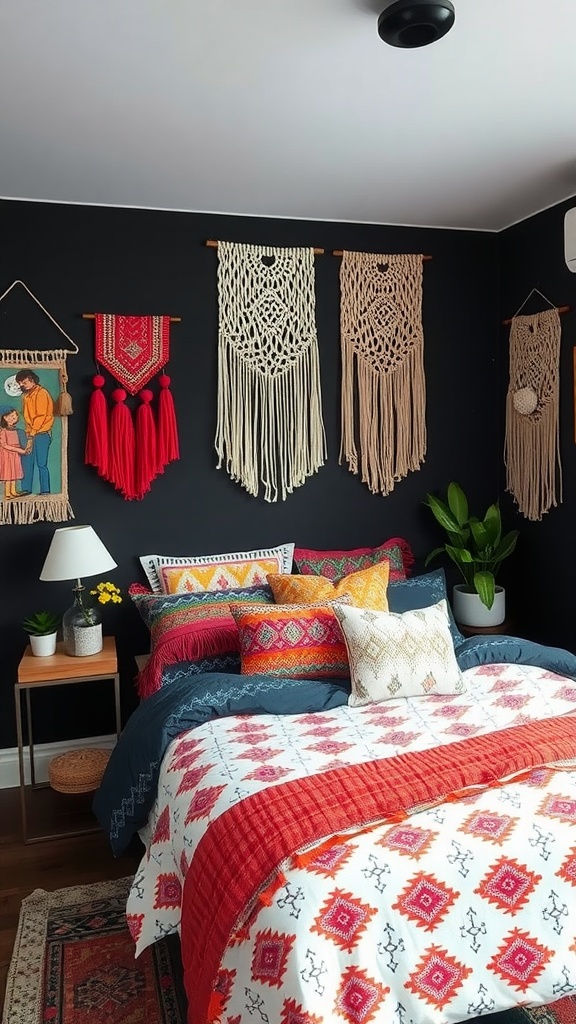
xmin=216 ymin=340 xmax=326 ymax=502
xmin=504 ymin=309 xmax=562 ymax=521
xmin=0 ymin=349 xmax=72 ymax=367
xmin=341 ymin=341 xmax=426 ymax=496
xmin=0 ymin=496 xmax=74 ymax=526
xmin=339 ymin=252 xmax=426 ymax=497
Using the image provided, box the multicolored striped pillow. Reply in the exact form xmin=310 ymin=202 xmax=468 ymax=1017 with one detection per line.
xmin=293 ymin=536 xmax=413 ymax=583
xmin=229 ymin=600 xmax=351 ymax=680
xmin=130 ymin=585 xmax=274 ymax=699
xmin=267 ymin=560 xmax=389 ymax=611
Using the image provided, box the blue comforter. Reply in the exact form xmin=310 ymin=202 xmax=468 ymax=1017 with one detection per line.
xmin=93 ymin=636 xmax=576 ymax=856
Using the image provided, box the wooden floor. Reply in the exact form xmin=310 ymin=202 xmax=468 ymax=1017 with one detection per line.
xmin=0 ymin=785 xmax=142 ymax=1014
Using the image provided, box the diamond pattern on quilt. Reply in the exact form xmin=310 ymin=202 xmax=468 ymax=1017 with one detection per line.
xmin=150 ymin=805 xmax=170 ymax=845
xmin=251 ymin=929 xmax=295 ymax=988
xmin=153 ymin=872 xmax=182 ymax=910
xmin=176 ymin=764 xmax=214 ymax=795
xmin=243 ymin=766 xmax=293 ymax=783
xmin=557 ymin=846 xmax=576 ymax=887
xmin=281 ymin=997 xmax=323 ymax=1024
xmin=304 ymin=740 xmax=353 ymax=756
xmin=460 ymin=810 xmax=518 ymax=844
xmin=475 ymin=857 xmax=541 ymax=914
xmin=378 ymin=824 xmax=437 ymax=859
xmin=489 ymin=929 xmax=553 ymax=992
xmin=304 ymin=843 xmax=354 ymax=877
xmin=312 ymin=890 xmax=377 ymax=953
xmin=334 ymin=966 xmax=388 ymax=1023
xmin=392 ymin=872 xmax=458 ymax=931
xmin=406 ymin=945 xmax=472 ymax=1009
xmin=538 ymin=793 xmax=576 ymax=823
xmin=235 ymin=746 xmax=283 ymax=763
xmin=184 ymin=785 xmax=226 ymax=824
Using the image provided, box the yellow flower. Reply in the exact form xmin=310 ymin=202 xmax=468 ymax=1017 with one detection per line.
xmin=89 ymin=581 xmax=123 ymax=606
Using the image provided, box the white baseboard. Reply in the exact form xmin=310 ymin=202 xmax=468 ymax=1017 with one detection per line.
xmin=0 ymin=733 xmax=116 ymax=789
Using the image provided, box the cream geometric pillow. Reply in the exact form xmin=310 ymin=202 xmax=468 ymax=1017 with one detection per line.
xmin=332 ymin=599 xmax=465 ymax=707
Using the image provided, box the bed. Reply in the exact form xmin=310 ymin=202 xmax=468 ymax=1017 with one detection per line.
xmin=93 ymin=545 xmax=576 ymax=1024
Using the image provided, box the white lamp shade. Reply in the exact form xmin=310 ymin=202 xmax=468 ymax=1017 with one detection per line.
xmin=40 ymin=525 xmax=117 ymax=582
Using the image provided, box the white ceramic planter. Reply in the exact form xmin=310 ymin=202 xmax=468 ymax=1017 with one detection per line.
xmin=30 ymin=631 xmax=58 ymax=657
xmin=452 ymin=584 xmax=506 ymax=628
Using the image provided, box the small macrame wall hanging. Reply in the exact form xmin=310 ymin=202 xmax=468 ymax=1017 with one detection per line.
xmin=214 ymin=241 xmax=326 ymax=502
xmin=339 ymin=251 xmax=426 ymax=496
xmin=0 ymin=280 xmax=77 ymax=526
xmin=84 ymin=313 xmax=180 ymax=500
xmin=504 ymin=295 xmax=563 ymax=521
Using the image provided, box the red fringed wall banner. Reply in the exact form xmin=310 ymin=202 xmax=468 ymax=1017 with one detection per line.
xmin=85 ymin=314 xmax=180 ymax=500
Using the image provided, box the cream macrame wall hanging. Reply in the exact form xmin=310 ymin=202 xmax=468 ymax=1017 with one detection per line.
xmin=339 ymin=251 xmax=426 ymax=496
xmin=0 ymin=280 xmax=77 ymax=526
xmin=215 ymin=241 xmax=326 ymax=502
xmin=504 ymin=302 xmax=563 ymax=521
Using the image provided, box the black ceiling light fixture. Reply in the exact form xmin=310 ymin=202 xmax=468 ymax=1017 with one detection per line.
xmin=378 ymin=0 xmax=455 ymax=48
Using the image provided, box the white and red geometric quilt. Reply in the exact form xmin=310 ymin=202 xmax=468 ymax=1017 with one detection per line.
xmin=127 ymin=662 xmax=576 ymax=1024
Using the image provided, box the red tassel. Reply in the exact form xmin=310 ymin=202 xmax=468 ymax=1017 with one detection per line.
xmin=84 ymin=374 xmax=109 ymax=479
xmin=134 ymin=388 xmax=157 ymax=500
xmin=109 ymin=388 xmax=136 ymax=499
xmin=157 ymin=373 xmax=179 ymax=472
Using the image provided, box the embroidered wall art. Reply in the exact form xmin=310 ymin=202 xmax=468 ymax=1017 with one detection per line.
xmin=504 ymin=307 xmax=562 ymax=521
xmin=215 ymin=241 xmax=326 ymax=502
xmin=339 ymin=251 xmax=426 ymax=497
xmin=0 ymin=280 xmax=77 ymax=526
xmin=85 ymin=313 xmax=180 ymax=501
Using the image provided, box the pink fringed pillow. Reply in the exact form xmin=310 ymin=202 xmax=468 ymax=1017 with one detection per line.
xmin=130 ymin=585 xmax=274 ymax=699
xmin=293 ymin=537 xmax=413 ymax=583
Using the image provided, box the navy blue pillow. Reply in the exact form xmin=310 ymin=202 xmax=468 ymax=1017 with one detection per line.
xmin=388 ymin=568 xmax=465 ymax=649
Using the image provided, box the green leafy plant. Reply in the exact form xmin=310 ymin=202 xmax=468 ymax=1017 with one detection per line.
xmin=22 ymin=610 xmax=61 ymax=636
xmin=424 ymin=481 xmax=519 ymax=610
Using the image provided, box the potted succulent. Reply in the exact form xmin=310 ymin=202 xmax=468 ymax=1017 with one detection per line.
xmin=23 ymin=610 xmax=61 ymax=657
xmin=424 ymin=481 xmax=519 ymax=627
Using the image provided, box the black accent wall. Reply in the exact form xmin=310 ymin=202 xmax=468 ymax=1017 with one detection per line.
xmin=0 ymin=199 xmax=503 ymax=749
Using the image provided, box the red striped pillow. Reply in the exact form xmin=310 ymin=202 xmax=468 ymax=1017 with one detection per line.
xmin=229 ymin=601 xmax=350 ymax=680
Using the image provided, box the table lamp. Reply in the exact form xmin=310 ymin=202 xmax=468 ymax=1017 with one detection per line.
xmin=40 ymin=525 xmax=117 ymax=656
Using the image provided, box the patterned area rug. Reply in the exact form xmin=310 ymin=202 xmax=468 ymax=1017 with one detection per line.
xmin=3 ymin=876 xmax=186 ymax=1023
xmin=3 ymin=875 xmax=575 ymax=1024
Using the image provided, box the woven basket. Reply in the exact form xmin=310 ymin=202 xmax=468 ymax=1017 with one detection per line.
xmin=49 ymin=747 xmax=111 ymax=794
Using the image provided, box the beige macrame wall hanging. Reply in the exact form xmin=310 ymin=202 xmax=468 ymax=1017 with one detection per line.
xmin=0 ymin=280 xmax=77 ymax=526
xmin=339 ymin=251 xmax=426 ymax=496
xmin=504 ymin=303 xmax=563 ymax=521
xmin=215 ymin=241 xmax=326 ymax=502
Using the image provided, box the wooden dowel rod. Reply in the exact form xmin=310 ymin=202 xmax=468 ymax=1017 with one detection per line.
xmin=332 ymin=250 xmax=433 ymax=259
xmin=205 ymin=239 xmax=325 ymax=255
xmin=502 ymin=304 xmax=570 ymax=326
xmin=82 ymin=313 xmax=182 ymax=323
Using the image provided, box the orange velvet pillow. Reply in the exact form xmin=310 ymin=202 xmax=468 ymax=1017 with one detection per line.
xmin=267 ymin=560 xmax=389 ymax=612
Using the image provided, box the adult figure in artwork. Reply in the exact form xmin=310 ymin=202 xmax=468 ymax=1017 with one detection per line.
xmin=15 ymin=369 xmax=55 ymax=495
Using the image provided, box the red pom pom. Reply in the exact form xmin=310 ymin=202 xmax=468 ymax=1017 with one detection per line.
xmin=112 ymin=388 xmax=127 ymax=403
xmin=139 ymin=389 xmax=154 ymax=404
xmin=158 ymin=374 xmax=171 ymax=388
xmin=93 ymin=374 xmax=106 ymax=388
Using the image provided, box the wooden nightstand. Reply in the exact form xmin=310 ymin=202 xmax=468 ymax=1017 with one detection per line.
xmin=14 ymin=636 xmax=121 ymax=844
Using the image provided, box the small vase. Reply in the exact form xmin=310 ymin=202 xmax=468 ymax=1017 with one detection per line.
xmin=30 ymin=631 xmax=58 ymax=657
xmin=62 ymin=591 xmax=103 ymax=657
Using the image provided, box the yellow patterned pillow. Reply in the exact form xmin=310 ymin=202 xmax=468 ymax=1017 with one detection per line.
xmin=161 ymin=558 xmax=283 ymax=595
xmin=267 ymin=561 xmax=389 ymax=612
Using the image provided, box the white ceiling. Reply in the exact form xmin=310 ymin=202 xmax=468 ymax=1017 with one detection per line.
xmin=1 ymin=0 xmax=576 ymax=232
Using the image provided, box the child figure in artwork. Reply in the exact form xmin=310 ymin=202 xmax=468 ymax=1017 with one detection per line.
xmin=0 ymin=408 xmax=32 ymax=499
